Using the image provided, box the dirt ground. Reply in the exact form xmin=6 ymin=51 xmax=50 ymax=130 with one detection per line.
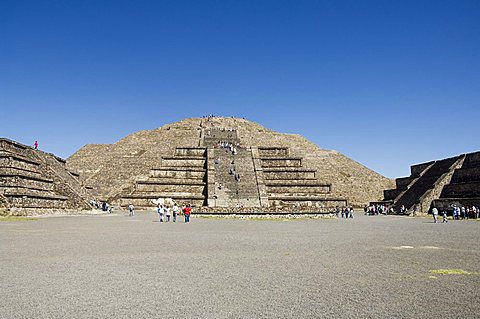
xmin=1 ymin=212 xmax=479 ymax=318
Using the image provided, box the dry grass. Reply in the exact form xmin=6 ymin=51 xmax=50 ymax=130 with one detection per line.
xmin=0 ymin=216 xmax=38 ymax=222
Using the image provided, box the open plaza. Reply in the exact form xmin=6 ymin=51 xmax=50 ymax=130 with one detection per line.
xmin=1 ymin=212 xmax=478 ymax=318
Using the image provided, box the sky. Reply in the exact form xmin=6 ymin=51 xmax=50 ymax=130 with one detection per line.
xmin=1 ymin=0 xmax=479 ymax=178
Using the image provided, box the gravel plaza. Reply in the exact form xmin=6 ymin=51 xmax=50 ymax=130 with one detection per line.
xmin=1 ymin=212 xmax=479 ymax=319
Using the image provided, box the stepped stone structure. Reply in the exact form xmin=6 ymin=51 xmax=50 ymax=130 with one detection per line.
xmin=67 ymin=117 xmax=393 ymax=212
xmin=379 ymin=151 xmax=480 ymax=213
xmin=0 ymin=138 xmax=92 ymax=214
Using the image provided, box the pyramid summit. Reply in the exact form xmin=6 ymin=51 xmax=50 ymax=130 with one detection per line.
xmin=67 ymin=117 xmax=393 ymax=211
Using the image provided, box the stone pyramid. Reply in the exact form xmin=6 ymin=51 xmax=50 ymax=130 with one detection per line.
xmin=0 ymin=138 xmax=92 ymax=214
xmin=67 ymin=117 xmax=393 ymax=211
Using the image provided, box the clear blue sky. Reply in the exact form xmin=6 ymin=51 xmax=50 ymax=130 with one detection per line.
xmin=1 ymin=0 xmax=479 ymax=178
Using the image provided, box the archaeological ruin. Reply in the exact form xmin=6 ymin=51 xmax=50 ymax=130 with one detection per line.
xmin=378 ymin=151 xmax=480 ymax=213
xmin=0 ymin=138 xmax=92 ymax=214
xmin=67 ymin=117 xmax=393 ymax=212
xmin=6 ymin=117 xmax=477 ymax=215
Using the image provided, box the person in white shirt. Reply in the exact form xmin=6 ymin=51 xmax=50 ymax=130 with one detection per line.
xmin=165 ymin=206 xmax=171 ymax=222
xmin=432 ymin=207 xmax=438 ymax=223
xmin=128 ymin=204 xmax=135 ymax=217
xmin=172 ymin=203 xmax=178 ymax=222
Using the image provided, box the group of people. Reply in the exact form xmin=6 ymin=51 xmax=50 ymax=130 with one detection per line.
xmin=90 ymin=199 xmax=113 ymax=213
xmin=155 ymin=203 xmax=181 ymax=222
xmin=127 ymin=203 xmax=192 ymax=222
xmin=364 ymin=204 xmax=394 ymax=215
xmin=156 ymin=203 xmax=191 ymax=222
xmin=432 ymin=205 xmax=479 ymax=222
xmin=218 ymin=141 xmax=239 ymax=155
xmin=336 ymin=206 xmax=354 ymax=218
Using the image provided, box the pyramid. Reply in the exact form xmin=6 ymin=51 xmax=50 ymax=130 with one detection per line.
xmin=67 ymin=117 xmax=393 ymax=211
xmin=0 ymin=138 xmax=92 ymax=214
xmin=378 ymin=151 xmax=480 ymax=213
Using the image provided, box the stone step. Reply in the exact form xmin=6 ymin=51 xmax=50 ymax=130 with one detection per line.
xmin=136 ymin=183 xmax=205 ymax=193
xmin=175 ymin=148 xmax=206 ymax=157
xmin=162 ymin=156 xmax=206 ymax=160
xmin=151 ymin=167 xmax=205 ymax=172
xmin=262 ymin=167 xmax=315 ymax=172
xmin=0 ymin=166 xmax=43 ymax=178
xmin=264 ymin=180 xmax=330 ymax=187
xmin=267 ymin=186 xmax=331 ymax=194
xmin=0 ymin=176 xmax=55 ymax=191
xmin=440 ymin=181 xmax=480 ymax=198
xmin=450 ymin=167 xmax=480 ymax=184
xmin=119 ymin=197 xmax=205 ymax=208
xmin=263 ymin=170 xmax=316 ymax=180
xmin=150 ymin=169 xmax=206 ymax=179
xmin=0 ymin=152 xmax=41 ymax=166
xmin=124 ymin=192 xmax=205 ymax=199
xmin=268 ymin=197 xmax=347 ymax=209
xmin=258 ymin=147 xmax=289 ymax=157
xmin=137 ymin=178 xmax=205 ymax=185
xmin=3 ymin=189 xmax=68 ymax=200
xmin=6 ymin=196 xmax=68 ymax=208
xmin=0 ymin=171 xmax=53 ymax=183
xmin=161 ymin=158 xmax=206 ymax=167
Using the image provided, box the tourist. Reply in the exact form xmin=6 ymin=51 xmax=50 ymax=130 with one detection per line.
xmin=34 ymin=140 xmax=38 ymax=149
xmin=165 ymin=205 xmax=171 ymax=222
xmin=432 ymin=207 xmax=438 ymax=223
xmin=461 ymin=206 xmax=466 ymax=220
xmin=184 ymin=204 xmax=191 ymax=223
xmin=128 ymin=204 xmax=135 ymax=217
xmin=349 ymin=206 xmax=354 ymax=218
xmin=172 ymin=203 xmax=178 ymax=222
xmin=158 ymin=205 xmax=164 ymax=222
xmin=442 ymin=210 xmax=448 ymax=223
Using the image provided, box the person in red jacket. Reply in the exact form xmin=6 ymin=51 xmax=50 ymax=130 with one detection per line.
xmin=34 ymin=141 xmax=38 ymax=149
xmin=184 ymin=204 xmax=191 ymax=223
